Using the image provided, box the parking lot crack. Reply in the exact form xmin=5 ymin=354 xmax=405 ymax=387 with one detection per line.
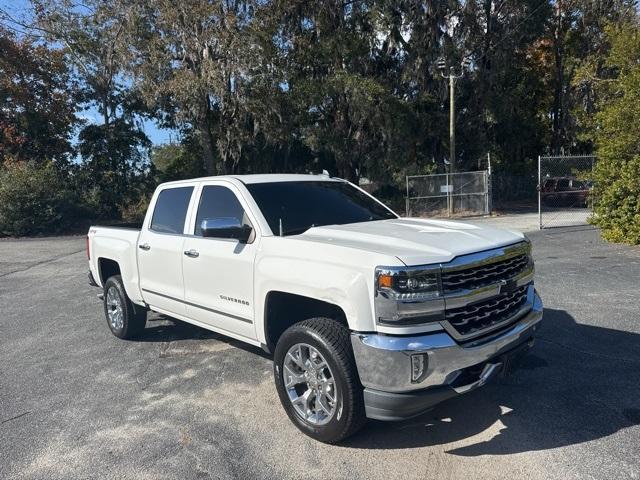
xmin=1 ymin=411 xmax=30 ymax=424
xmin=0 ymin=249 xmax=84 ymax=278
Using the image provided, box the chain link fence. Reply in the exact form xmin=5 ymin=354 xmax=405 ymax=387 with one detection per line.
xmin=405 ymin=171 xmax=489 ymax=217
xmin=538 ymin=155 xmax=596 ymax=229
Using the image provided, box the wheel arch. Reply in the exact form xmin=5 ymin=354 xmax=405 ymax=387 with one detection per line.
xmin=263 ymin=291 xmax=348 ymax=353
xmin=98 ymin=257 xmax=121 ymax=285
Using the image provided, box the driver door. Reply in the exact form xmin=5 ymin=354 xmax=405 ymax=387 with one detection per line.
xmin=181 ymin=181 xmax=258 ymax=341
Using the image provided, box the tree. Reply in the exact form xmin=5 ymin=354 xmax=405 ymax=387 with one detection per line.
xmin=150 ymin=132 xmax=206 ymax=182
xmin=121 ymin=0 xmax=267 ymax=175
xmin=32 ymin=0 xmax=153 ymax=218
xmin=77 ymin=119 xmax=152 ymax=218
xmin=578 ymin=21 xmax=640 ymax=244
xmin=0 ymin=26 xmax=77 ymax=163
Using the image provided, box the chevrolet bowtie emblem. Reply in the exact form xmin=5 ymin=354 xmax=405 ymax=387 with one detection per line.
xmin=498 ymin=278 xmax=518 ymax=294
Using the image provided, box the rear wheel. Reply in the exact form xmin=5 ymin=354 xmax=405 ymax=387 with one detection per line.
xmin=273 ymin=317 xmax=366 ymax=443
xmin=103 ymin=275 xmax=146 ymax=339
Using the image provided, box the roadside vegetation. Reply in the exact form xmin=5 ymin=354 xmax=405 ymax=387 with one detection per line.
xmin=576 ymin=22 xmax=640 ymax=244
xmin=1 ymin=1 xmax=640 ymax=242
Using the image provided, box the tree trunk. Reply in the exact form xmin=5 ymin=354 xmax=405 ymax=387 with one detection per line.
xmin=199 ymin=123 xmax=216 ymax=175
xmin=199 ymin=95 xmax=217 ymax=175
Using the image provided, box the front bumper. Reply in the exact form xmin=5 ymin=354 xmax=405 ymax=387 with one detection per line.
xmin=351 ymin=291 xmax=543 ymax=421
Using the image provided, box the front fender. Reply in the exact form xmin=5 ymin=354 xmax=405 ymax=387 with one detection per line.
xmin=254 ymin=255 xmax=375 ymax=344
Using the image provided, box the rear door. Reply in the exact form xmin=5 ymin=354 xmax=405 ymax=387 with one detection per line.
xmin=181 ymin=181 xmax=259 ymax=340
xmin=137 ymin=184 xmax=197 ymax=316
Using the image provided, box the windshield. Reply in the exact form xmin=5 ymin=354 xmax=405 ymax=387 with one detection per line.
xmin=245 ymin=181 xmax=398 ymax=236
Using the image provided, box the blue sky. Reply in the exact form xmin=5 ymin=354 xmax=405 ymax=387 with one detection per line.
xmin=2 ymin=0 xmax=176 ymax=146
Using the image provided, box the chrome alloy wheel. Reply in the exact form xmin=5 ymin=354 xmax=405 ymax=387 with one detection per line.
xmin=106 ymin=286 xmax=124 ymax=330
xmin=283 ymin=343 xmax=337 ymax=425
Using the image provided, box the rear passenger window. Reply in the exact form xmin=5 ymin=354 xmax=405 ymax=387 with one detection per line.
xmin=194 ymin=186 xmax=249 ymax=236
xmin=150 ymin=187 xmax=194 ymax=234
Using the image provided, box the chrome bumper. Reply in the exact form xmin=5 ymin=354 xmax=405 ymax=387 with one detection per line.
xmin=351 ymin=291 xmax=543 ymax=394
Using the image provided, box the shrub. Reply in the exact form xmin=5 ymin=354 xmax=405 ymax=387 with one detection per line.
xmin=0 ymin=161 xmax=82 ymax=236
xmin=120 ymin=195 xmax=150 ymax=224
xmin=590 ymin=155 xmax=640 ymax=244
xmin=581 ymin=22 xmax=640 ymax=244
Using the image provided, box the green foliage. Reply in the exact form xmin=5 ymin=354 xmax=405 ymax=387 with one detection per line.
xmin=119 ymin=195 xmax=150 ymax=224
xmin=0 ymin=0 xmax=636 ymax=238
xmin=580 ymin=22 xmax=640 ymax=244
xmin=76 ymin=119 xmax=152 ymax=219
xmin=150 ymin=133 xmax=206 ymax=182
xmin=0 ymin=160 xmax=83 ymax=236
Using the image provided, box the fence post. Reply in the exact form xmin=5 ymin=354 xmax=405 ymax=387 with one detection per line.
xmin=405 ymin=176 xmax=409 ymax=217
xmin=538 ymin=155 xmax=542 ymax=230
xmin=484 ymin=171 xmax=489 ymax=215
xmin=486 ymin=152 xmax=492 ymax=215
xmin=446 ymin=172 xmax=451 ymax=217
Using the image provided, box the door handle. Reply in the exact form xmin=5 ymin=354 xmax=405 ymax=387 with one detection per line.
xmin=184 ymin=249 xmax=199 ymax=258
xmin=138 ymin=243 xmax=151 ymax=251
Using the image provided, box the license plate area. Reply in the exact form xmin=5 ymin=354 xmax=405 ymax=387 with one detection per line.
xmin=499 ymin=337 xmax=535 ymax=377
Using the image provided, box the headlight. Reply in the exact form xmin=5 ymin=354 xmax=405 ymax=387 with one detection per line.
xmin=378 ymin=271 xmax=440 ymax=299
xmin=375 ymin=266 xmax=444 ymax=326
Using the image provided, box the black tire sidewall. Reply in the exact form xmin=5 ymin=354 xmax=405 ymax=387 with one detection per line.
xmin=273 ymin=323 xmax=357 ymax=443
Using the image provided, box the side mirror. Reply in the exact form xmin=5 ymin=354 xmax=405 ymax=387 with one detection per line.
xmin=201 ymin=218 xmax=252 ymax=243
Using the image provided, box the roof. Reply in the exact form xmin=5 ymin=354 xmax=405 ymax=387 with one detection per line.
xmin=159 ymin=173 xmax=342 ymax=187
xmin=231 ymin=173 xmax=341 ymax=184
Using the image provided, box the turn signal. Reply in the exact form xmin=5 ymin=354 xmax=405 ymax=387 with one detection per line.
xmin=378 ymin=274 xmax=393 ymax=289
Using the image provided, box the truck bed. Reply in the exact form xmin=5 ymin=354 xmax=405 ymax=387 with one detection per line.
xmin=87 ymin=224 xmax=143 ymax=303
xmin=92 ymin=222 xmax=143 ymax=230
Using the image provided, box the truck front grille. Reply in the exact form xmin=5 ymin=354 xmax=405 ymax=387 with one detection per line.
xmin=441 ymin=254 xmax=529 ymax=293
xmin=445 ymin=285 xmax=529 ymax=338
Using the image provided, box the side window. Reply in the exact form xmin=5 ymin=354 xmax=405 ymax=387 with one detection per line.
xmin=194 ymin=186 xmax=249 ymax=236
xmin=557 ymin=179 xmax=570 ymax=191
xmin=150 ymin=186 xmax=194 ymax=234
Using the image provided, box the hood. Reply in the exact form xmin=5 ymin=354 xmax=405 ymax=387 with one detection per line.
xmin=296 ymin=218 xmax=526 ymax=266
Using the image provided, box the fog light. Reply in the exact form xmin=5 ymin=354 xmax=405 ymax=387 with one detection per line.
xmin=411 ymin=354 xmax=428 ymax=383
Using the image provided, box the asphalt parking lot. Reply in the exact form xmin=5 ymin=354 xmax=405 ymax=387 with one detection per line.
xmin=1 ymin=227 xmax=639 ymax=480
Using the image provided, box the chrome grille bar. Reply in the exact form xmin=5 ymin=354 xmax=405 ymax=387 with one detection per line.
xmin=440 ymin=241 xmax=535 ymax=342
xmin=445 ymin=285 xmax=529 ymax=337
xmin=441 ymin=254 xmax=529 ymax=293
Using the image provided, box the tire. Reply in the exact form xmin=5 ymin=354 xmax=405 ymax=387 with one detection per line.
xmin=273 ymin=317 xmax=366 ymax=443
xmin=103 ymin=275 xmax=147 ymax=339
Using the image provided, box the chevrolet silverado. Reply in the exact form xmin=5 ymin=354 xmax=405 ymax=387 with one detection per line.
xmin=87 ymin=174 xmax=543 ymax=443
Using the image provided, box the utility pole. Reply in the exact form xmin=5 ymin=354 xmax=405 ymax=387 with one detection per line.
xmin=436 ymin=57 xmax=471 ymax=214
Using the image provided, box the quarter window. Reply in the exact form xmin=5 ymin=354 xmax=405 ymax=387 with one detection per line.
xmin=194 ymin=186 xmax=249 ymax=236
xmin=150 ymin=186 xmax=194 ymax=234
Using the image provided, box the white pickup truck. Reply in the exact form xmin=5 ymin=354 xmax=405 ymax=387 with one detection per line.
xmin=87 ymin=174 xmax=543 ymax=443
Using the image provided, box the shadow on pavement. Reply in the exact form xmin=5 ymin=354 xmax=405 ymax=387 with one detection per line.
xmin=343 ymin=308 xmax=640 ymax=453
xmin=136 ymin=314 xmax=270 ymax=358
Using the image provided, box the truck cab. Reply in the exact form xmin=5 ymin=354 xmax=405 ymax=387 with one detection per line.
xmin=88 ymin=174 xmax=543 ymax=443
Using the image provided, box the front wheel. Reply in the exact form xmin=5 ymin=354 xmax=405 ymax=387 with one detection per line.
xmin=273 ymin=317 xmax=366 ymax=443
